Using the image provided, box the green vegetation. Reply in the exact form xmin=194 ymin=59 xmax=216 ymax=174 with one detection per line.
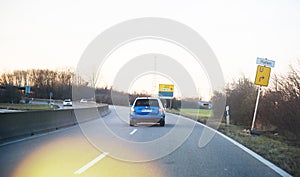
xmin=0 ymin=103 xmax=59 ymax=111
xmin=218 ymin=124 xmax=300 ymax=177
xmin=180 ymin=108 xmax=211 ymax=117
xmin=167 ymin=108 xmax=211 ymax=124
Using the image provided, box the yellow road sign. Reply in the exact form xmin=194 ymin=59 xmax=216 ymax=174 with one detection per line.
xmin=159 ymin=84 xmax=174 ymax=92
xmin=254 ymin=65 xmax=271 ymax=86
xmin=158 ymin=84 xmax=174 ymax=98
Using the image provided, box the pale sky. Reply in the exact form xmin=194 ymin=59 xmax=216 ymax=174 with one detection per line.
xmin=1 ymin=0 xmax=300 ymax=99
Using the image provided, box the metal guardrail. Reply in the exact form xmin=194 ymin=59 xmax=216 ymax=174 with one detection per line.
xmin=0 ymin=105 xmax=109 ymax=144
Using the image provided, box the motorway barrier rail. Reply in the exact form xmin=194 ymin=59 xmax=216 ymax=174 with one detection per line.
xmin=0 ymin=104 xmax=109 ymax=144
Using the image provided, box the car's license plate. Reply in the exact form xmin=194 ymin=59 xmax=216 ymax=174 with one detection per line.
xmin=141 ymin=109 xmax=152 ymax=112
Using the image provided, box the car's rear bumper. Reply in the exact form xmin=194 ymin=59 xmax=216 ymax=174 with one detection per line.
xmin=130 ymin=117 xmax=163 ymax=123
xmin=63 ymin=104 xmax=72 ymax=106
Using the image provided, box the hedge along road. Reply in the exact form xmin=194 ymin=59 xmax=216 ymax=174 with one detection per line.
xmin=0 ymin=106 xmax=291 ymax=177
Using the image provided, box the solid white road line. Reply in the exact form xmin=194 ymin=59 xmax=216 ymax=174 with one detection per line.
xmin=130 ymin=129 xmax=138 ymax=135
xmin=74 ymin=152 xmax=108 ymax=175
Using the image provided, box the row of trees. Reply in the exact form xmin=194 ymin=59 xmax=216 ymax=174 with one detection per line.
xmin=217 ymin=65 xmax=300 ymax=141
xmin=0 ymin=69 xmax=154 ymax=103
xmin=0 ymin=69 xmax=78 ymax=101
xmin=0 ymin=69 xmax=74 ymax=88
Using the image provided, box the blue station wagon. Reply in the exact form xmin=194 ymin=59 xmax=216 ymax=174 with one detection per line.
xmin=130 ymin=97 xmax=165 ymax=126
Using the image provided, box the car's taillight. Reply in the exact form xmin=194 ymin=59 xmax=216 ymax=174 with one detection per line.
xmin=131 ymin=107 xmax=135 ymax=112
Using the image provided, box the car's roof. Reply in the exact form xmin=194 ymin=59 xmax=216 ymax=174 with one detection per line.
xmin=135 ymin=97 xmax=160 ymax=100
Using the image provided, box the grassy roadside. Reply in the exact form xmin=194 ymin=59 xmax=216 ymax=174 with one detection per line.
xmin=167 ymin=108 xmax=299 ymax=176
xmin=167 ymin=108 xmax=211 ymax=124
xmin=218 ymin=124 xmax=299 ymax=176
xmin=0 ymin=103 xmax=59 ymax=111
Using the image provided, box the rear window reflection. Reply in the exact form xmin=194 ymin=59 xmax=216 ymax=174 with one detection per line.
xmin=135 ymin=99 xmax=159 ymax=107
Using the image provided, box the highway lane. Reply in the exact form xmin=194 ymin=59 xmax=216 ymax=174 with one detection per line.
xmin=0 ymin=106 xmax=290 ymax=177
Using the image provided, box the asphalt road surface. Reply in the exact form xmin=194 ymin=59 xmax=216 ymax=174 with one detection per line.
xmin=0 ymin=106 xmax=291 ymax=177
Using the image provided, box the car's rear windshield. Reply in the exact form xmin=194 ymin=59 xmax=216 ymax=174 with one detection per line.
xmin=135 ymin=99 xmax=159 ymax=107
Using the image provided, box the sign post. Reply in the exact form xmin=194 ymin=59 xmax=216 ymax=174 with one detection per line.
xmin=226 ymin=105 xmax=230 ymax=127
xmin=49 ymin=92 xmax=53 ymax=104
xmin=251 ymin=87 xmax=262 ymax=131
xmin=251 ymin=58 xmax=275 ymax=132
xmin=25 ymin=86 xmax=31 ymax=103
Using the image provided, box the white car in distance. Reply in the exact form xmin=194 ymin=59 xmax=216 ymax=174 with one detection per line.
xmin=63 ymin=99 xmax=73 ymax=106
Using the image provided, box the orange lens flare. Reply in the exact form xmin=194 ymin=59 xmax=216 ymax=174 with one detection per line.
xmin=12 ymin=135 xmax=167 ymax=177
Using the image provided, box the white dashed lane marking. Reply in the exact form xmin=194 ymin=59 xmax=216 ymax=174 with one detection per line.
xmin=74 ymin=152 xmax=109 ymax=175
xmin=129 ymin=129 xmax=138 ymax=135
